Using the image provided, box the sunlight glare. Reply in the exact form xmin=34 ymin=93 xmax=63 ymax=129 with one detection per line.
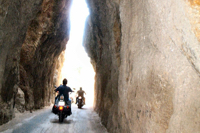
xmin=61 ymin=0 xmax=95 ymax=106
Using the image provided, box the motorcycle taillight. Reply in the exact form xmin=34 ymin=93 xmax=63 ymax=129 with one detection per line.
xmin=59 ymin=106 xmax=63 ymax=110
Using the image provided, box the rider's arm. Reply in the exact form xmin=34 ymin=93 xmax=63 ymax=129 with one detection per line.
xmin=69 ymin=87 xmax=74 ymax=92
xmin=54 ymin=87 xmax=59 ymax=92
xmin=55 ymin=85 xmax=62 ymax=92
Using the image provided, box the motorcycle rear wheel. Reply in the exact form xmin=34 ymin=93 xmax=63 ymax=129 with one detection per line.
xmin=59 ymin=113 xmax=63 ymax=122
xmin=78 ymin=104 xmax=82 ymax=108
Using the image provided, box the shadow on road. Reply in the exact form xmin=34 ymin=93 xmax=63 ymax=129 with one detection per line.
xmin=77 ymin=108 xmax=87 ymax=110
xmin=50 ymin=119 xmax=73 ymax=124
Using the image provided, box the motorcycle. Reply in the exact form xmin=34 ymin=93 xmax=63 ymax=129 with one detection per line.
xmin=52 ymin=94 xmax=72 ymax=122
xmin=77 ymin=96 xmax=84 ymax=108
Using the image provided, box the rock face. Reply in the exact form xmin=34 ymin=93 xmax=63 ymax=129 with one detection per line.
xmin=84 ymin=0 xmax=200 ymax=132
xmin=19 ymin=0 xmax=71 ymax=109
xmin=0 ymin=0 xmax=72 ymax=125
xmin=0 ymin=0 xmax=42 ymax=125
xmin=15 ymin=85 xmax=25 ymax=113
xmin=1 ymin=0 xmax=200 ymax=132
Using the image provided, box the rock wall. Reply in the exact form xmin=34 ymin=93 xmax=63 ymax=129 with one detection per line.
xmin=84 ymin=0 xmax=121 ymax=131
xmin=20 ymin=0 xmax=72 ymax=109
xmin=0 ymin=0 xmax=71 ymax=125
xmin=1 ymin=0 xmax=200 ymax=131
xmin=84 ymin=0 xmax=200 ymax=132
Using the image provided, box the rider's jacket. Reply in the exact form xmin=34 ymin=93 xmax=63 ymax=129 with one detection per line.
xmin=56 ymin=85 xmax=72 ymax=102
xmin=77 ymin=90 xmax=85 ymax=97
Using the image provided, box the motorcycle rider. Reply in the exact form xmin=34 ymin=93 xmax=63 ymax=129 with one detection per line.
xmin=54 ymin=78 xmax=73 ymax=106
xmin=75 ymin=87 xmax=86 ymax=104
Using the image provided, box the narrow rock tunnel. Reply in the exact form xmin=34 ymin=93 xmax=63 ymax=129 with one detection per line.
xmin=1 ymin=0 xmax=200 ymax=132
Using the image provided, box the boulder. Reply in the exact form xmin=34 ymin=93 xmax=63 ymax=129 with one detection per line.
xmin=15 ymin=87 xmax=25 ymax=113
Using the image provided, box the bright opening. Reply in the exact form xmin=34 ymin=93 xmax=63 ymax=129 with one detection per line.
xmin=61 ymin=0 xmax=95 ymax=106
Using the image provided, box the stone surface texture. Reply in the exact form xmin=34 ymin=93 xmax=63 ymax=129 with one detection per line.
xmin=14 ymin=85 xmax=25 ymax=113
xmin=0 ymin=0 xmax=72 ymax=125
xmin=84 ymin=0 xmax=200 ymax=132
xmin=1 ymin=0 xmax=200 ymax=132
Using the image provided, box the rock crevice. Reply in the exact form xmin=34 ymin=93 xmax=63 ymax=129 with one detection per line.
xmin=1 ymin=0 xmax=200 ymax=132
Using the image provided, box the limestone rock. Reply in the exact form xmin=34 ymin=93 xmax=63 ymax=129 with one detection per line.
xmin=1 ymin=0 xmax=200 ymax=132
xmin=15 ymin=87 xmax=25 ymax=113
xmin=0 ymin=0 xmax=42 ymax=125
xmin=0 ymin=0 xmax=72 ymax=125
xmin=84 ymin=0 xmax=200 ymax=132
